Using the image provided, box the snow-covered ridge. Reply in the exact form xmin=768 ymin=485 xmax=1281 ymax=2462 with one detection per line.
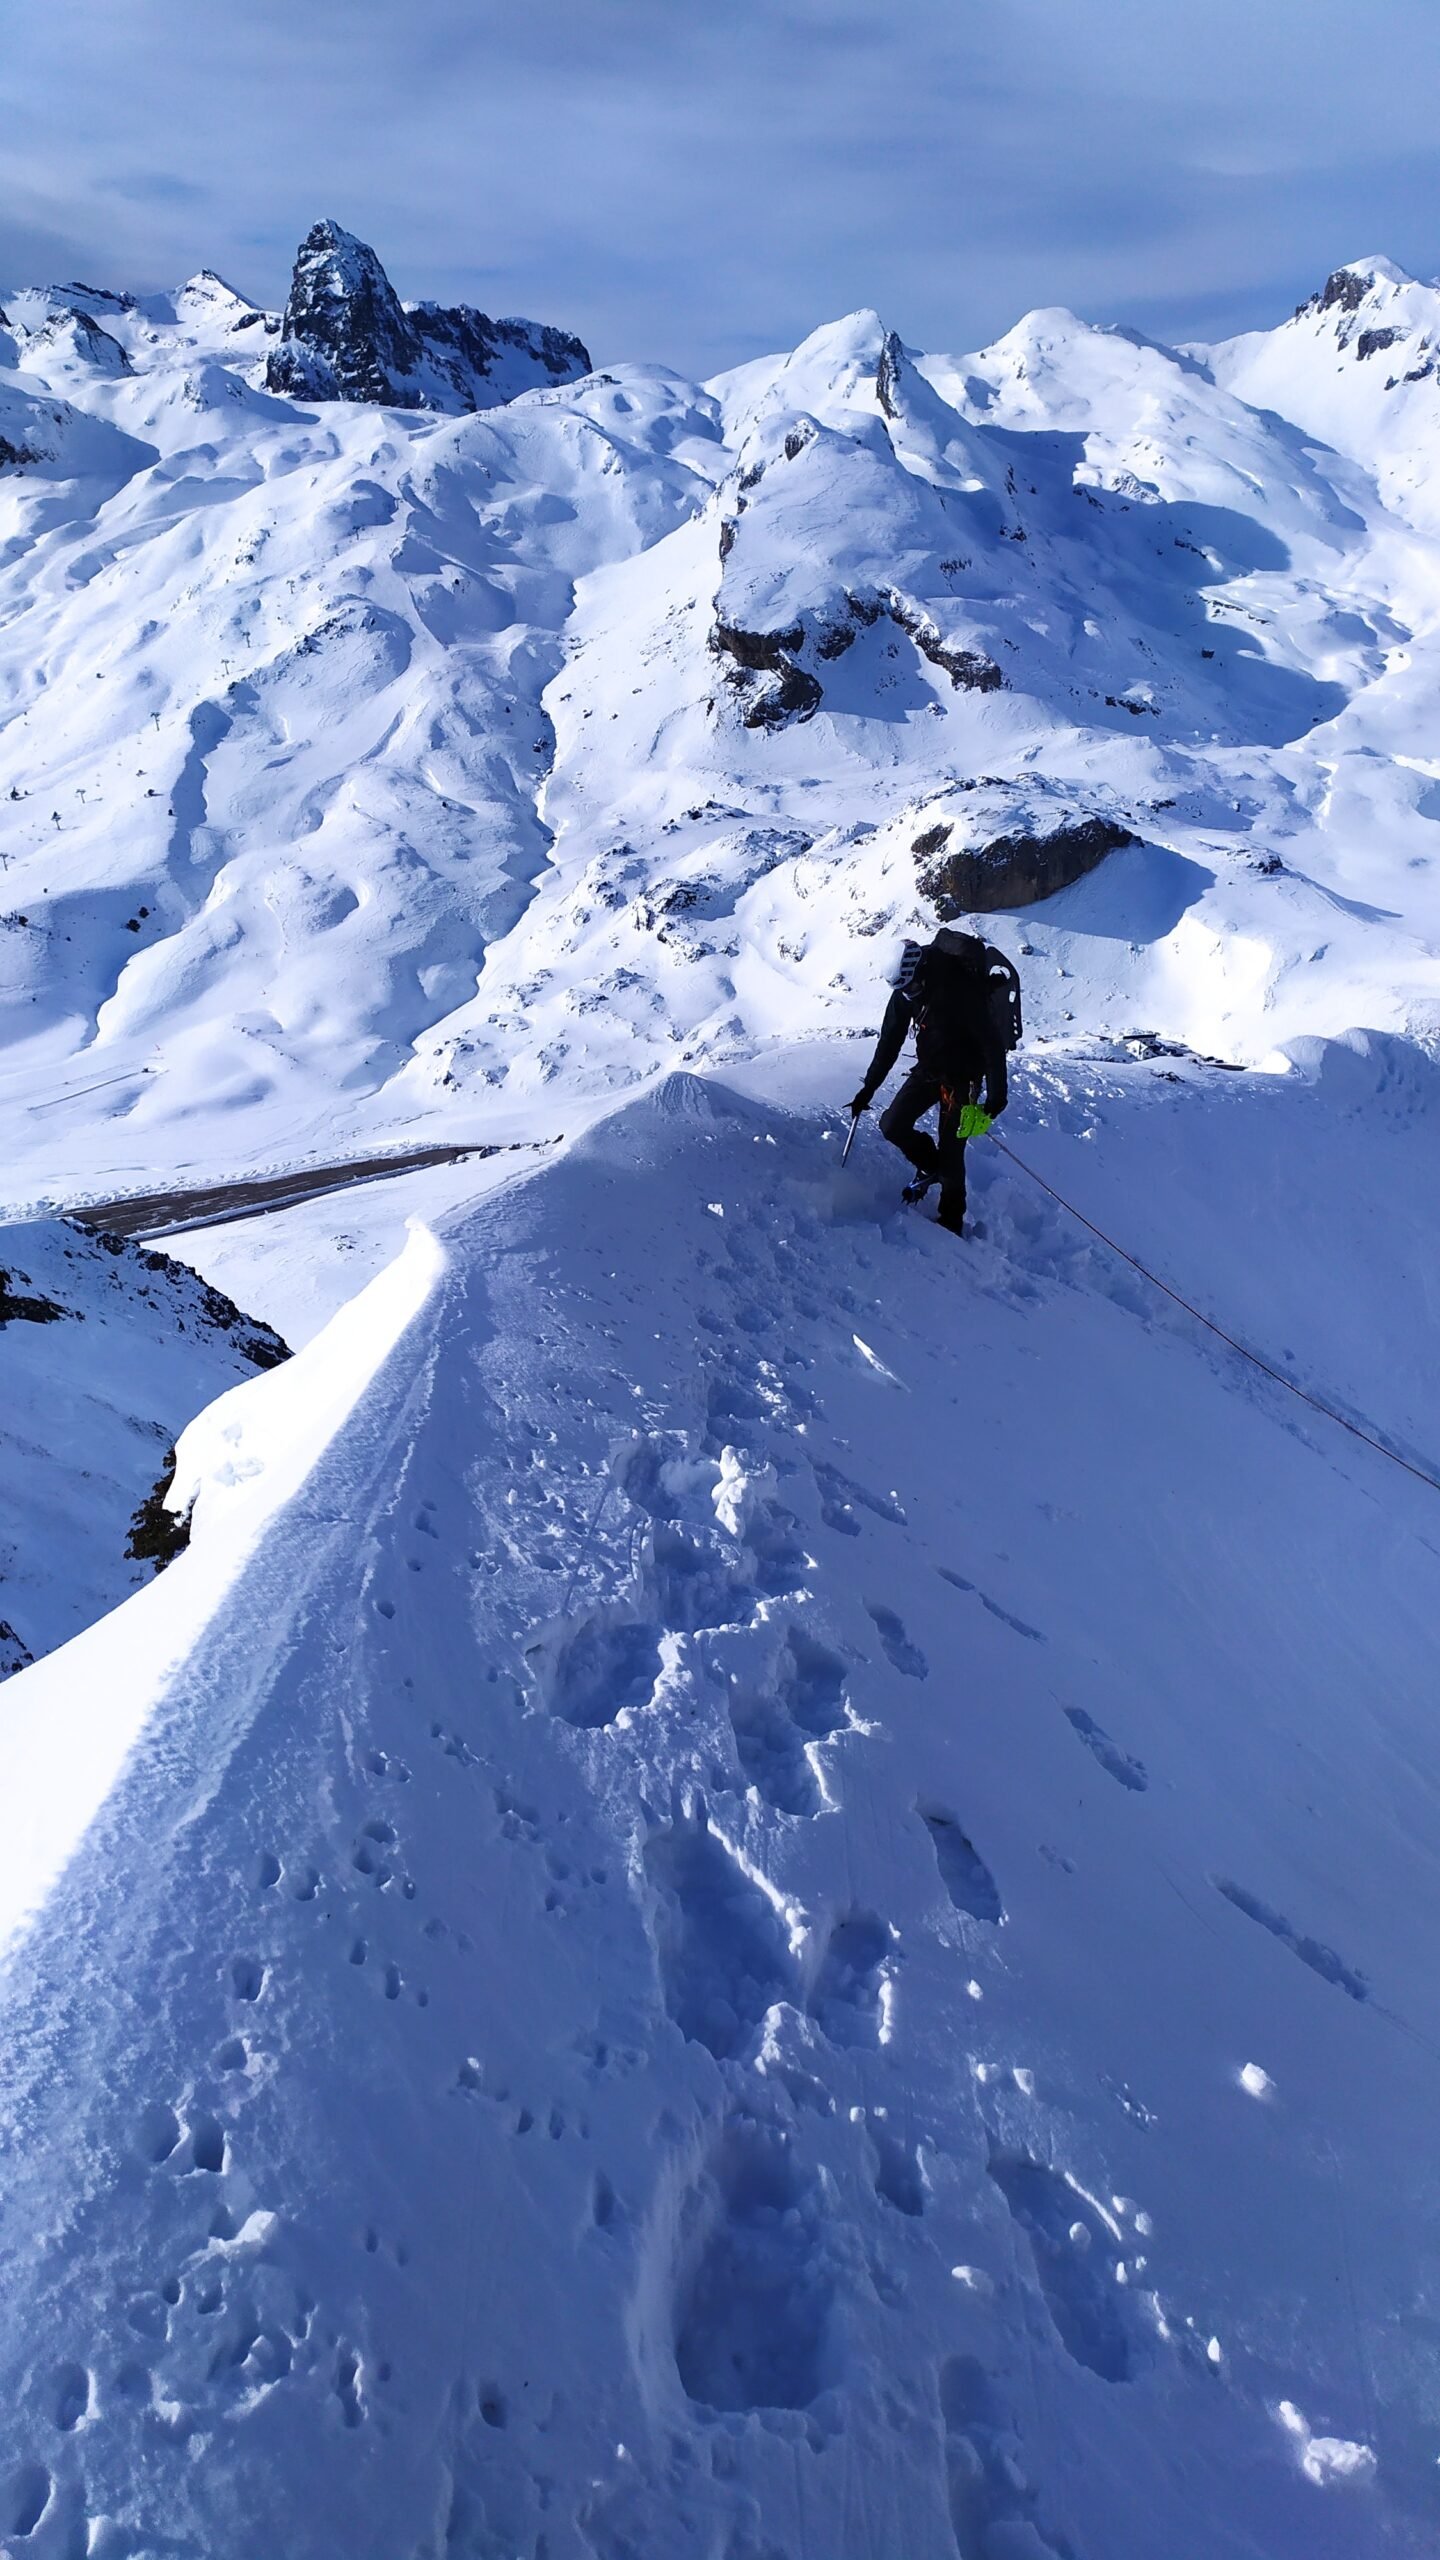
xmin=0 ymin=1065 xmax=1435 ymax=2555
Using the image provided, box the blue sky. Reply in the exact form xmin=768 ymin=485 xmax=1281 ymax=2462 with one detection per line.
xmin=7 ymin=0 xmax=1440 ymax=372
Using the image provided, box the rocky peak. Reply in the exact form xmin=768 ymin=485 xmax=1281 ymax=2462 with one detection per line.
xmin=8 ymin=297 xmax=132 ymax=377
xmin=1295 ymin=257 xmax=1419 ymax=339
xmin=265 ymin=220 xmax=590 ymax=413
xmin=175 ymin=270 xmax=266 ymax=332
xmin=266 ymin=220 xmax=422 ymax=405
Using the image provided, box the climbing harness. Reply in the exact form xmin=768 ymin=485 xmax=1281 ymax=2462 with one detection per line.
xmin=991 ymin=1135 xmax=1440 ymax=1501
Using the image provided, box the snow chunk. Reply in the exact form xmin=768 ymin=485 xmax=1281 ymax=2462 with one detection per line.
xmin=711 ymin=1444 xmax=776 ymax=1538
xmin=1277 ymin=2401 xmax=1377 ymax=2487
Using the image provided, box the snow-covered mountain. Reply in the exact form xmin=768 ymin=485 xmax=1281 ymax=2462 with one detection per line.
xmin=3 ymin=239 xmax=1440 ymax=2558
xmin=3 ymin=244 xmax=1440 ymax=1200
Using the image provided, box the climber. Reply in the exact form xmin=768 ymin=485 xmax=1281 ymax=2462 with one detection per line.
xmin=847 ymin=928 xmax=1021 ymax=1235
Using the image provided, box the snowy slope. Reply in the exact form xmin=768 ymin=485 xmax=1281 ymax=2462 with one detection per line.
xmin=1 ymin=1065 xmax=1439 ymax=2557
xmin=5 ymin=254 xmax=1440 ymax=1199
xmin=5 ymin=239 xmax=1440 ymax=2560
xmin=1208 ymin=258 xmax=1440 ymax=529
xmin=396 ymin=296 xmax=1440 ymax=1121
xmin=0 ymin=248 xmax=719 ymax=1199
xmin=0 ymin=1217 xmax=286 ymax=1677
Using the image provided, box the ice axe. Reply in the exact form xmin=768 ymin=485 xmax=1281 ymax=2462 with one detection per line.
xmin=841 ymin=1108 xmax=862 ymax=1165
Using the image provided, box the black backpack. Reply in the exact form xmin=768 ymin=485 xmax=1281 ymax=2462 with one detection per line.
xmin=905 ymin=930 xmax=1022 ymax=1059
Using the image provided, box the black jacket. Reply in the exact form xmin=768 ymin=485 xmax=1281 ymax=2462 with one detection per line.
xmin=857 ymin=941 xmax=1010 ymax=1114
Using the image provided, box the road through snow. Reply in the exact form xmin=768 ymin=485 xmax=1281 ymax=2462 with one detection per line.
xmin=1 ymin=1064 xmax=1437 ymax=2558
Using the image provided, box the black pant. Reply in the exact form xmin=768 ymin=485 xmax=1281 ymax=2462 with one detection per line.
xmin=879 ymin=1068 xmax=975 ymax=1228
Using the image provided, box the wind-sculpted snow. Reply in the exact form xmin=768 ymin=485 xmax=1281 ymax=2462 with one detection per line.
xmin=3 ymin=256 xmax=1440 ymax=1204
xmin=0 ymin=1066 xmax=1436 ymax=2555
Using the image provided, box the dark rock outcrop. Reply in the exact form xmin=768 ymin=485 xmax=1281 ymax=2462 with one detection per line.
xmin=875 ymin=329 xmax=905 ymax=420
xmin=266 ymin=221 xmax=426 ymax=404
xmin=916 ymin=814 xmax=1137 ymax=914
xmin=126 ymin=1445 xmax=190 ymax=1571
xmin=882 ymin=593 xmax=1004 ymax=693
xmin=0 ymin=1269 xmax=66 ymax=1326
xmin=1317 ymin=267 xmax=1372 ymax=316
xmin=710 ymin=621 xmax=822 ymax=729
xmin=408 ymin=298 xmax=590 ymax=396
xmin=265 ymin=219 xmax=589 ymax=413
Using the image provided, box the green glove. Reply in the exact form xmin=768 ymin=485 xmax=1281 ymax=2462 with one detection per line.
xmin=957 ymin=1104 xmax=993 ymax=1140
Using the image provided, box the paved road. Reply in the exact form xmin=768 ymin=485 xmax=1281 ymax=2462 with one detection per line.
xmin=67 ymin=1139 xmax=526 ymax=1240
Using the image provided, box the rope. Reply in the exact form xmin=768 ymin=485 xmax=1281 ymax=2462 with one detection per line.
xmin=989 ymin=1134 xmax=1440 ymax=1500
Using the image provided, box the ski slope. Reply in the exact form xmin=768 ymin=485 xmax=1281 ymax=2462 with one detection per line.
xmin=1 ymin=1056 xmax=1437 ymax=2559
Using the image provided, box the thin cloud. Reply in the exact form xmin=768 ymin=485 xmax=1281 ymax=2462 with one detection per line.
xmin=4 ymin=0 xmax=1440 ymax=370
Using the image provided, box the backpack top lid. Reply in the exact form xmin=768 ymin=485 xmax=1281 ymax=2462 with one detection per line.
xmin=929 ymin=926 xmax=990 ymax=969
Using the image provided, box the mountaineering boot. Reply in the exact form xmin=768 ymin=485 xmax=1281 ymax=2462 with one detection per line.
xmin=937 ymin=1205 xmax=966 ymax=1237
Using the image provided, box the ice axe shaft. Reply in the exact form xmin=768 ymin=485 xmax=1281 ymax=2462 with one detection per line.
xmin=841 ymin=1111 xmax=861 ymax=1165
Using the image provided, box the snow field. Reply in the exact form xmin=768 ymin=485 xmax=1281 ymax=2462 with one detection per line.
xmin=0 ymin=1062 xmax=1435 ymax=2556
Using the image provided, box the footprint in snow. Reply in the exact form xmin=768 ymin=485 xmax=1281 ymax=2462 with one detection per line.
xmin=1213 ymin=1878 xmax=1369 ymax=2002
xmin=1063 ymin=1707 xmax=1147 ymax=1792
xmin=869 ymin=2124 xmax=926 ymax=2217
xmin=938 ymin=1564 xmax=1045 ymax=1644
xmin=726 ymin=1627 xmax=849 ymax=1817
xmin=866 ymin=1601 xmax=928 ymax=1679
xmin=644 ymin=1813 xmax=795 ymax=2061
xmin=673 ymin=2116 xmax=837 ymax=2413
xmin=544 ymin=1612 xmax=664 ymax=1729
xmin=987 ymin=2150 xmax=1139 ymax=2384
xmin=920 ymin=1806 xmax=1004 ymax=1925
xmin=806 ymin=1909 xmax=892 ymax=2047
xmin=940 ymin=2355 xmax=1064 ymax=2558
xmin=812 ymin=1459 xmax=907 ymax=1535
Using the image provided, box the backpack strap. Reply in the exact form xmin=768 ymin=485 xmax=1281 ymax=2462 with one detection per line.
xmin=983 ymin=947 xmax=1023 ymax=1047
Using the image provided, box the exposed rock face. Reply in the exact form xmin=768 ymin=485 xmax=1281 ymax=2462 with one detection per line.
xmin=918 ymin=813 xmax=1137 ymax=913
xmin=1318 ymin=267 xmax=1372 ymax=317
xmin=880 ymin=593 xmax=1004 ymax=692
xmin=710 ymin=621 xmax=823 ymax=729
xmin=266 ymin=222 xmax=426 ymax=404
xmin=409 ymin=299 xmax=590 ymax=397
xmin=906 ymin=781 xmax=1140 ymax=913
xmin=265 ymin=220 xmax=590 ymax=413
xmin=875 ymin=329 xmax=904 ymax=420
xmin=708 ymin=579 xmax=1003 ymax=732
